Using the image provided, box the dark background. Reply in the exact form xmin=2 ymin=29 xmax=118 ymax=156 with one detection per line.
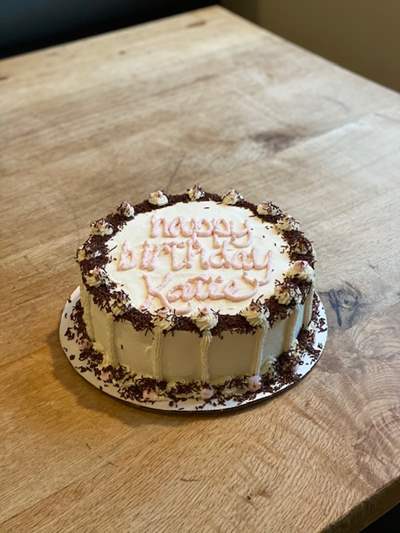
xmin=0 ymin=0 xmax=213 ymax=58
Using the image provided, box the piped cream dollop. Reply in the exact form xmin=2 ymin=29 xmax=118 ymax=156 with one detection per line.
xmin=275 ymin=284 xmax=302 ymax=305
xmin=117 ymin=201 xmax=135 ymax=218
xmin=222 ymin=189 xmax=243 ymax=205
xmin=187 ymin=184 xmax=204 ymax=201
xmin=276 ymin=215 xmax=300 ymax=232
xmin=240 ymin=301 xmax=270 ymax=328
xmin=287 ymin=261 xmax=315 ymax=283
xmin=85 ymin=266 xmax=106 ymax=287
xmin=257 ymin=201 xmax=282 ymax=217
xmin=90 ymin=219 xmax=113 ymax=236
xmin=149 ymin=190 xmax=168 ymax=206
xmin=194 ymin=308 xmax=218 ymax=332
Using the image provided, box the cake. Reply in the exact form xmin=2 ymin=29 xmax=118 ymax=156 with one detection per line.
xmin=73 ymin=186 xmax=319 ymax=407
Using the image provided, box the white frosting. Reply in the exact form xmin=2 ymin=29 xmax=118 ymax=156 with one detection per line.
xmin=199 ymin=332 xmax=212 ymax=381
xmin=106 ymin=201 xmax=290 ymax=314
xmin=149 ymin=190 xmax=168 ymax=206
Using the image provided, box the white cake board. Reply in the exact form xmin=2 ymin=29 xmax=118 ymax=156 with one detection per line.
xmin=59 ymin=287 xmax=327 ymax=413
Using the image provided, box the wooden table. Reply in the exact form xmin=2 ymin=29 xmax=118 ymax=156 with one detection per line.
xmin=1 ymin=6 xmax=400 ymax=532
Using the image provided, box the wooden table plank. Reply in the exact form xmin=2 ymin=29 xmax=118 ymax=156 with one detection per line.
xmin=1 ymin=6 xmax=400 ymax=532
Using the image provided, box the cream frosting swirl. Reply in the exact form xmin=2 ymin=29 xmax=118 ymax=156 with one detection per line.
xmin=152 ymin=307 xmax=174 ymax=331
xmin=248 ymin=374 xmax=262 ymax=392
xmin=149 ymin=190 xmax=168 ymax=206
xmin=276 ymin=215 xmax=300 ymax=232
xmin=90 ymin=218 xmax=113 ymax=236
xmin=85 ymin=266 xmax=106 ymax=287
xmin=117 ymin=200 xmax=135 ymax=218
xmin=240 ymin=300 xmax=270 ymax=328
xmin=200 ymin=386 xmax=214 ymax=400
xmin=222 ymin=189 xmax=243 ymax=205
xmin=275 ymin=284 xmax=302 ymax=305
xmin=194 ymin=308 xmax=218 ymax=332
xmin=257 ymin=201 xmax=282 ymax=217
xmin=287 ymin=261 xmax=315 ymax=283
xmin=110 ymin=290 xmax=131 ymax=316
xmin=187 ymin=184 xmax=205 ymax=201
xmin=76 ymin=245 xmax=87 ymax=262
xmin=293 ymin=239 xmax=313 ymax=255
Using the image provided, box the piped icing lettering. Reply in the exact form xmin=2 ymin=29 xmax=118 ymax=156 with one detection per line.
xmin=114 ymin=212 xmax=278 ymax=311
xmin=117 ymin=241 xmax=136 ymax=271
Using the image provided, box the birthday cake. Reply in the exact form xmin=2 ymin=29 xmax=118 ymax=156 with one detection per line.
xmin=74 ymin=186 xmax=317 ymax=406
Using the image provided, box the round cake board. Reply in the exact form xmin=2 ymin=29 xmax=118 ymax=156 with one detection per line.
xmin=59 ymin=287 xmax=327 ymax=413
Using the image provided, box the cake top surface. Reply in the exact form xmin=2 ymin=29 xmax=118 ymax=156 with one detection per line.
xmin=106 ymin=200 xmax=289 ymax=314
xmin=77 ymin=188 xmax=315 ymax=335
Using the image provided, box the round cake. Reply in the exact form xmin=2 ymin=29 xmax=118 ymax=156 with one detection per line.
xmin=74 ymin=186 xmax=317 ymax=405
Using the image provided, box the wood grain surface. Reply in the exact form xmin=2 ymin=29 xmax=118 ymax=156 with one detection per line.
xmin=1 ymin=6 xmax=400 ymax=532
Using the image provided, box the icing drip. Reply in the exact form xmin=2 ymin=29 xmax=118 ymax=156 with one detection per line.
xmin=303 ymin=286 xmax=314 ymax=327
xmin=102 ymin=314 xmax=118 ymax=367
xmin=240 ymin=301 xmax=270 ymax=374
xmin=194 ymin=308 xmax=218 ymax=382
xmin=152 ymin=327 xmax=162 ymax=379
xmin=251 ymin=329 xmax=266 ymax=375
xmin=199 ymin=332 xmax=212 ymax=382
xmin=287 ymin=261 xmax=314 ymax=327
xmin=283 ymin=305 xmax=299 ymax=351
xmin=151 ymin=329 xmax=163 ymax=379
xmin=81 ymin=285 xmax=94 ymax=339
xmin=151 ymin=310 xmax=174 ymax=379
